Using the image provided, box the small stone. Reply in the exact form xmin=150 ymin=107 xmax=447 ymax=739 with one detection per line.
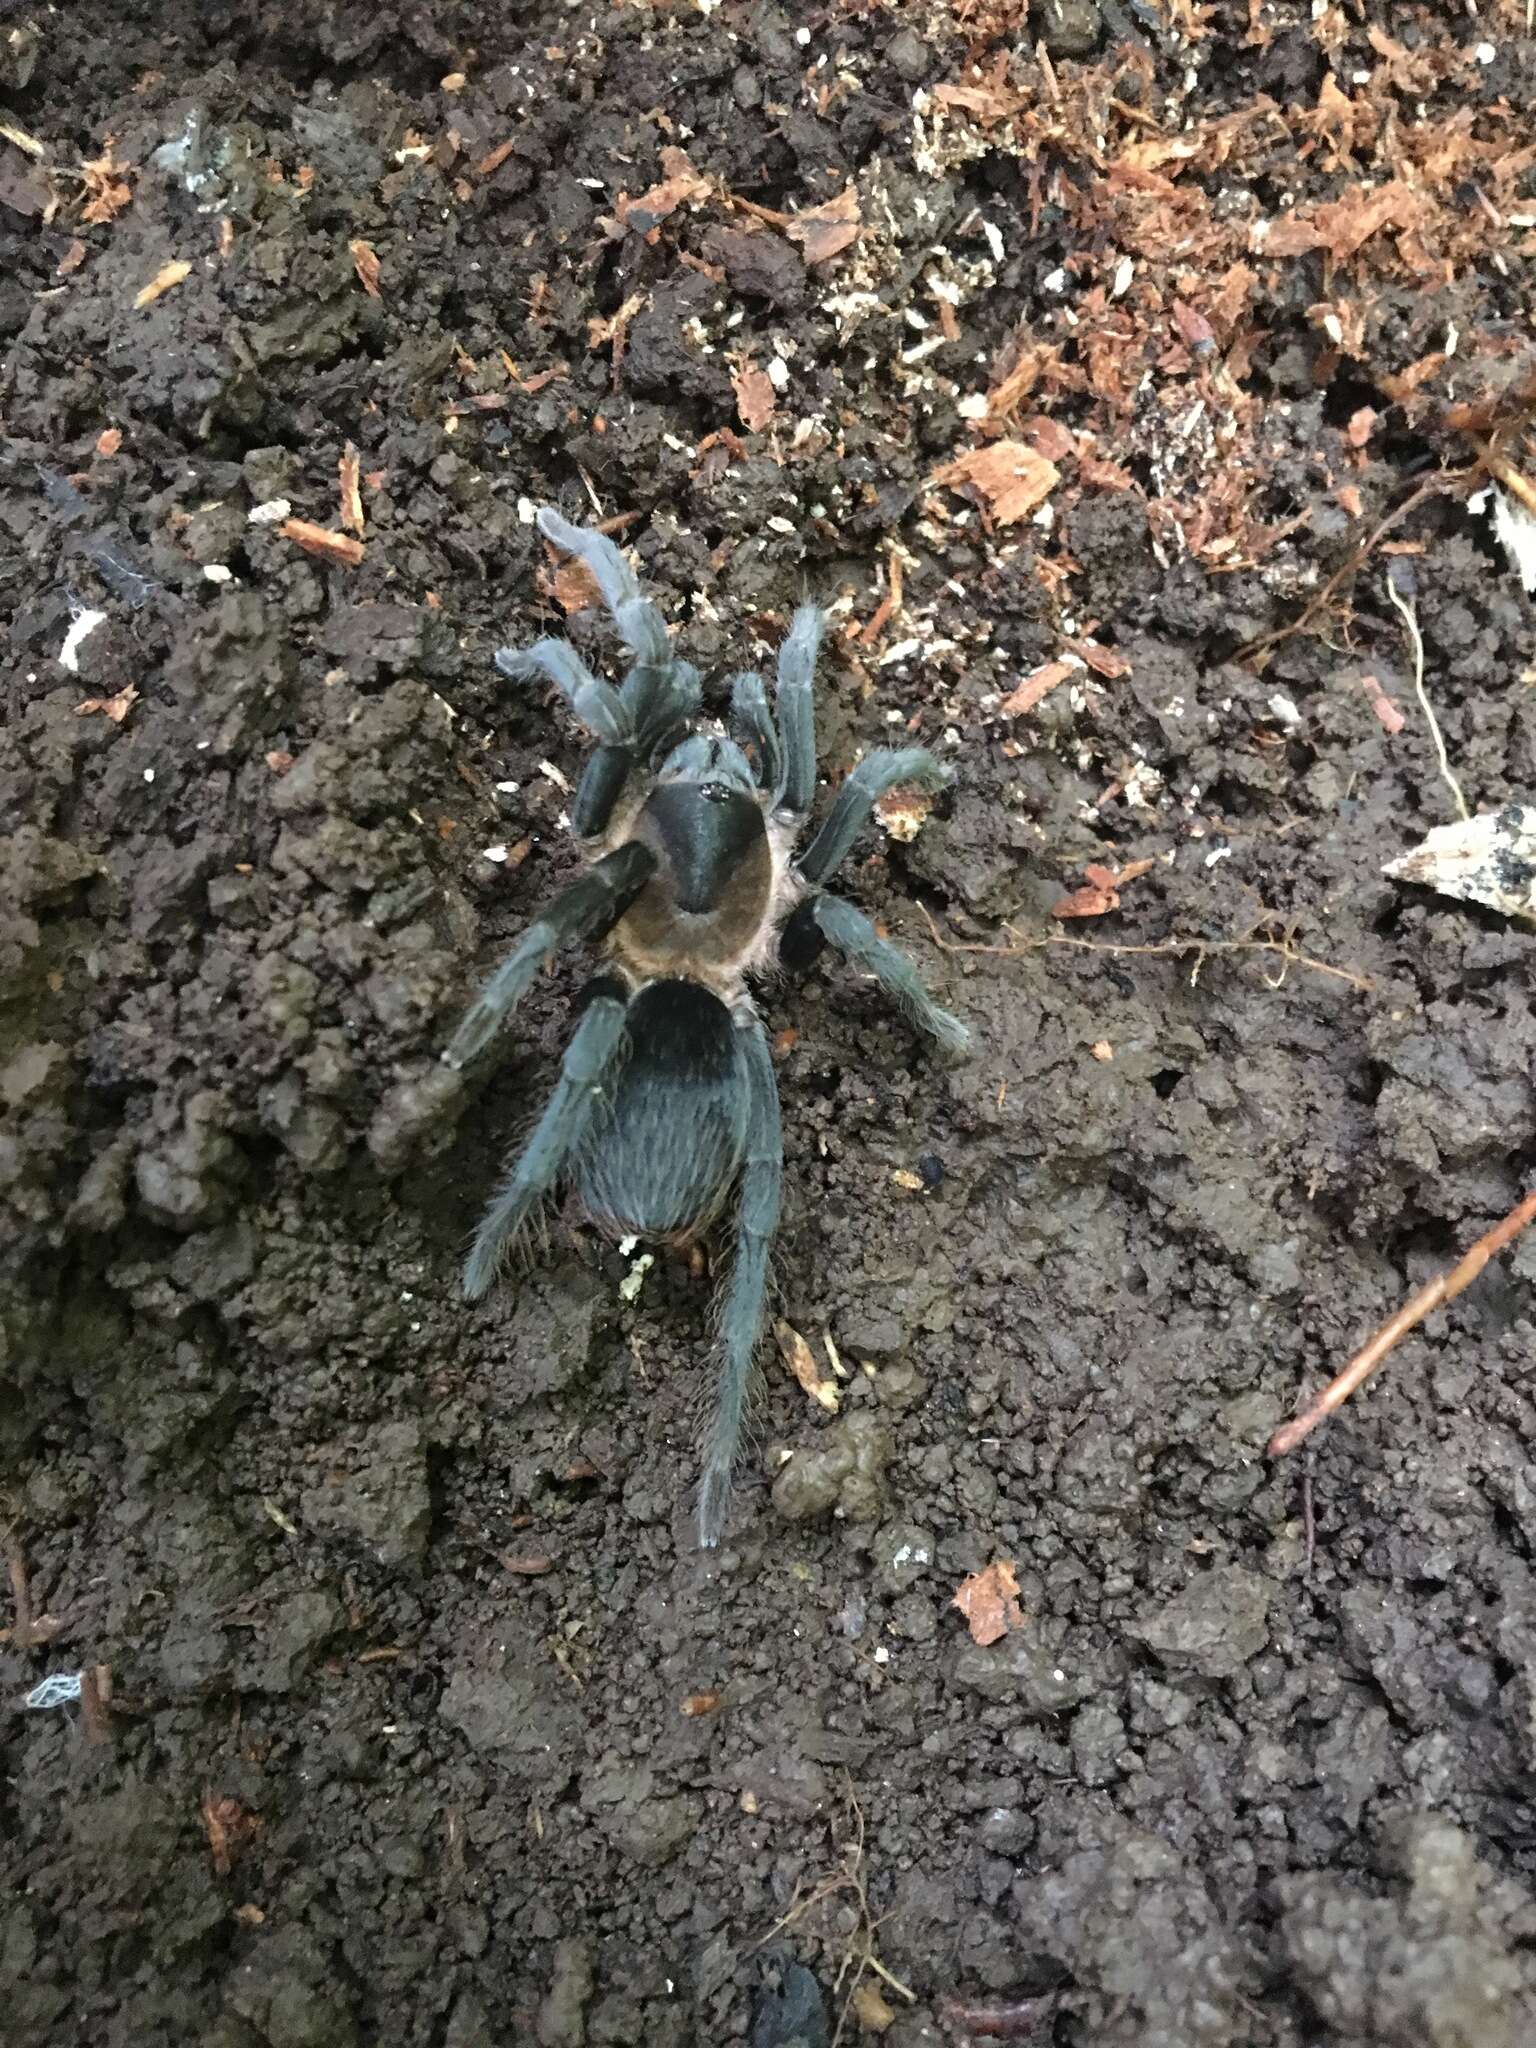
xmin=1129 ymin=1566 xmax=1273 ymax=1679
xmin=885 ymin=29 xmax=932 ymax=81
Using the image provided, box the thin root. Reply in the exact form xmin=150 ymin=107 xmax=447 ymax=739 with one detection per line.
xmin=1385 ymin=571 xmax=1468 ymax=822
xmin=1269 ymin=1187 xmax=1536 ymax=1457
xmin=756 ymin=1785 xmax=916 ymax=2048
xmin=919 ymin=905 xmax=1374 ymax=995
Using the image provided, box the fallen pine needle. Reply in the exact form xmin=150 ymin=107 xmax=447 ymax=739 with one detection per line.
xmin=1269 ymin=1188 xmax=1536 ymax=1457
xmin=918 ymin=905 xmax=1374 ymax=994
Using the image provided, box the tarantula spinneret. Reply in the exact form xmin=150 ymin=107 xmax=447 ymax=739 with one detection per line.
xmin=445 ymin=506 xmax=969 ymax=1547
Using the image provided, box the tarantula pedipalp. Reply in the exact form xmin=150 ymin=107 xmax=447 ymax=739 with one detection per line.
xmin=445 ymin=506 xmax=968 ymax=1548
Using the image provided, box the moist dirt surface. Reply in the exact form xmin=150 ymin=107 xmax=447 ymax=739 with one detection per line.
xmin=5 ymin=4 xmax=1536 ymax=2045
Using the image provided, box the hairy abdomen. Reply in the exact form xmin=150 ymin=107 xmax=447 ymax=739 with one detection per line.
xmin=574 ymin=980 xmax=744 ymax=1242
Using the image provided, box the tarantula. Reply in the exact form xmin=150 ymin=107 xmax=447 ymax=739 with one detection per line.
xmin=445 ymin=507 xmax=968 ymax=1547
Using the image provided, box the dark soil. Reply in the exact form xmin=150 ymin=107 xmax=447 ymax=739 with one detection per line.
xmin=5 ymin=4 xmax=1536 ymax=2045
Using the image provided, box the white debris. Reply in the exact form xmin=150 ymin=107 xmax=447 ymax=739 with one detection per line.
xmin=1472 ymin=484 xmax=1536 ymax=592
xmin=538 ymin=759 xmax=572 ymax=792
xmin=1042 ymin=267 xmax=1067 ymax=294
xmin=1110 ymin=254 xmax=1134 ymax=298
xmin=1205 ymin=844 xmax=1233 ymax=869
xmin=247 ymin=497 xmax=292 ymax=525
xmin=619 ymin=1251 xmax=654 ymax=1303
xmin=1384 ymin=805 xmax=1536 ymax=919
xmin=1267 ymin=691 xmax=1302 ymax=729
xmin=981 ymin=219 xmax=1005 ymax=264
xmin=482 ymin=843 xmax=509 ymax=863
xmin=494 ymin=779 xmax=520 ymax=795
xmin=202 ymin=563 xmax=233 ymax=583
xmin=22 ymin=1673 xmax=82 ymax=1711
xmin=58 ymin=609 xmax=106 ymax=672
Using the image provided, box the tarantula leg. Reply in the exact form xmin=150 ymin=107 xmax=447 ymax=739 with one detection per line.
xmin=811 ymin=892 xmax=971 ymax=1063
xmin=728 ymin=671 xmax=783 ymax=793
xmin=535 ymin=506 xmax=671 ymax=668
xmin=494 ymin=638 xmax=634 ymax=746
xmin=442 ymin=841 xmax=654 ymax=1070
xmin=626 ymin=656 xmax=702 ymax=756
xmin=571 ymin=743 xmax=633 ymax=840
xmin=796 ymin=746 xmax=952 ymax=886
xmin=772 ymin=606 xmax=825 ymax=818
xmin=462 ymin=988 xmax=629 ymax=1300
xmin=698 ymin=1011 xmax=782 ymax=1549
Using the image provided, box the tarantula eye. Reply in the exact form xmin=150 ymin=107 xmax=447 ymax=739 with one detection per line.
xmin=700 ymin=781 xmax=730 ymax=803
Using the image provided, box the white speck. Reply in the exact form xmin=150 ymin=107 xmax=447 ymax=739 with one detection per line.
xmin=247 ymin=497 xmax=291 ymax=525
xmin=203 ymin=563 xmax=233 ymax=583
xmin=893 ymin=1545 xmax=913 ymax=1568
xmin=495 ymin=779 xmax=520 ymax=795
xmin=1110 ymin=254 xmax=1134 ymax=298
xmin=483 ymin=843 xmax=509 ymax=863
xmin=765 ymin=356 xmax=790 ymax=393
xmin=1475 ymin=41 xmax=1496 ymax=63
xmin=1205 ymin=844 xmax=1232 ymax=869
xmin=884 ymin=708 xmax=904 ymax=724
xmin=1042 ymin=267 xmax=1066 ymax=294
xmin=1053 ymin=1667 xmax=1066 ymax=1683
xmin=878 ymin=637 xmax=920 ymax=666
xmin=143 ymin=768 xmax=155 ymax=784
xmin=981 ymin=219 xmax=1005 ymax=263
xmin=401 ymin=1291 xmax=414 ymax=1302
xmin=795 ymin=23 xmax=810 ymax=41
xmin=873 ymin=1646 xmax=890 ymax=1664
xmin=59 ymin=609 xmax=107 ymax=672
xmin=538 ymin=759 xmax=572 ymax=792
xmin=1484 ymin=484 xmax=1536 ymax=591
xmin=618 ymin=1234 xmax=638 ymax=1256
xmin=957 ymin=392 xmax=989 ymax=420
xmin=766 ymin=515 xmax=796 ymax=535
xmin=1445 ymin=321 xmax=1459 ymax=356
xmin=942 ymin=725 xmax=962 ymax=749
xmin=1267 ymin=692 xmax=1302 ymax=729
xmin=517 ymin=497 xmax=537 ymax=524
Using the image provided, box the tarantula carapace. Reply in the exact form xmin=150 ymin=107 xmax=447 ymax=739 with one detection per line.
xmin=445 ymin=507 xmax=968 ymax=1547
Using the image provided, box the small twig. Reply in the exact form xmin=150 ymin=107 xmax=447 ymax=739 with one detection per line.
xmin=1385 ymin=571 xmax=1468 ymax=822
xmin=79 ymin=1664 xmax=114 ymax=1747
xmin=1237 ymin=470 xmax=1461 ymax=665
xmin=1469 ymin=434 xmax=1536 ymax=520
xmin=918 ymin=905 xmax=1374 ymax=994
xmin=1269 ymin=1188 xmax=1536 ymax=1457
xmin=937 ymin=1995 xmax=1053 ymax=2039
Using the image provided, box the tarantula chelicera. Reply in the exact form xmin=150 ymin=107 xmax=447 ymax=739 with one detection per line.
xmin=445 ymin=507 xmax=968 ymax=1547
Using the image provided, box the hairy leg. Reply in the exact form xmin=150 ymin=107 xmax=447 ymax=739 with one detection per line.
xmin=697 ymin=1009 xmax=782 ymax=1548
xmin=443 ymin=841 xmax=654 ymax=1068
xmin=772 ymin=606 xmax=824 ymax=818
xmin=796 ymin=747 xmax=951 ymax=887
xmin=494 ymin=636 xmax=633 ymax=745
xmin=462 ymin=990 xmax=629 ymax=1299
xmin=811 ymin=892 xmax=969 ymax=1062
xmin=728 ymin=670 xmax=783 ymax=793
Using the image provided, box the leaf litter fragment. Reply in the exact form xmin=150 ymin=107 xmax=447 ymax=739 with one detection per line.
xmin=74 ymin=684 xmax=138 ymax=724
xmin=777 ymin=1321 xmax=841 ymax=1413
xmin=952 ymin=1561 xmax=1025 ymax=1647
xmin=783 ymin=185 xmax=861 ymax=265
xmin=1051 ymin=859 xmax=1156 ymax=920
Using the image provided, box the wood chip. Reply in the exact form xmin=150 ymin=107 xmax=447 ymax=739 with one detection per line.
xmin=350 ymin=238 xmax=381 ymax=298
xmin=80 ymin=143 xmax=132 ymax=224
xmin=95 ymin=426 xmax=123 ymax=457
xmin=133 ymin=259 xmax=191 ymax=308
xmin=952 ymin=1560 xmax=1026 ymax=1647
xmin=680 ymin=1690 xmax=722 ymax=1718
xmin=783 ymin=184 xmax=861 ymax=264
xmin=776 ymin=1320 xmax=841 ymax=1412
xmin=1051 ymin=858 xmax=1155 ymax=920
xmin=732 ymin=364 xmax=777 ymax=434
xmin=338 ymin=442 xmax=364 ymax=537
xmin=57 ymin=238 xmax=88 ymax=276
xmin=614 ymin=146 xmax=710 ymax=231
xmin=280 ymin=517 xmax=364 ymax=567
xmin=74 ymin=684 xmax=138 ymax=724
xmin=932 ymin=440 xmax=1058 ymax=524
xmin=998 ymin=659 xmax=1074 ymax=717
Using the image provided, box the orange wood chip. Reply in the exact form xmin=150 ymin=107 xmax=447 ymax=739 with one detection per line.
xmin=280 ymin=518 xmax=364 ymax=567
